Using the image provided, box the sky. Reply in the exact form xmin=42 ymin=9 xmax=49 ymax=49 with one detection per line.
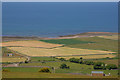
xmin=1 ymin=0 xmax=120 ymax=2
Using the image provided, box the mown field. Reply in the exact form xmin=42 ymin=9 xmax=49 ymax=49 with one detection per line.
xmin=98 ymin=35 xmax=118 ymax=40
xmin=40 ymin=37 xmax=118 ymax=52
xmin=7 ymin=47 xmax=115 ymax=57
xmin=2 ymin=40 xmax=63 ymax=48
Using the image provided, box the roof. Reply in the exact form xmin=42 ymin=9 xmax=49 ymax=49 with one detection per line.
xmin=92 ymin=71 xmax=104 ymax=74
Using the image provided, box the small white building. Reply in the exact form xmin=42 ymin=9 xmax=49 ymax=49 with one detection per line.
xmin=7 ymin=53 xmax=13 ymax=57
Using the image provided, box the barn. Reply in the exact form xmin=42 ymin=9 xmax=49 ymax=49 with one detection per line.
xmin=91 ymin=71 xmax=105 ymax=76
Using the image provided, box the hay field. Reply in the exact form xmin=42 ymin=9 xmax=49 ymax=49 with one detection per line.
xmin=2 ymin=57 xmax=26 ymax=62
xmin=7 ymin=47 xmax=115 ymax=57
xmin=2 ymin=40 xmax=63 ymax=48
xmin=98 ymin=35 xmax=118 ymax=40
xmin=56 ymin=54 xmax=116 ymax=60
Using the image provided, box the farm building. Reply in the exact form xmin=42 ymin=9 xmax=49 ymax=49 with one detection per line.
xmin=91 ymin=71 xmax=105 ymax=76
xmin=7 ymin=53 xmax=13 ymax=57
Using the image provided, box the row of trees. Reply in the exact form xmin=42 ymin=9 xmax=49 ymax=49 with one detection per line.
xmin=68 ymin=57 xmax=117 ymax=70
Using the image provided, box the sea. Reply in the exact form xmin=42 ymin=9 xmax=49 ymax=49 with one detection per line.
xmin=2 ymin=2 xmax=118 ymax=37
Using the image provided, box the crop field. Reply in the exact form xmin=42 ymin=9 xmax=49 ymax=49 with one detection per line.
xmin=2 ymin=40 xmax=63 ymax=48
xmin=98 ymin=35 xmax=118 ymax=40
xmin=2 ymin=57 xmax=26 ymax=62
xmin=7 ymin=47 xmax=115 ymax=57
xmin=56 ymin=54 xmax=116 ymax=60
xmin=40 ymin=37 xmax=118 ymax=52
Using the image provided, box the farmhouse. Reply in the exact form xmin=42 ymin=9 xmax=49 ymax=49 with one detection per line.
xmin=7 ymin=53 xmax=13 ymax=57
xmin=91 ymin=71 xmax=105 ymax=76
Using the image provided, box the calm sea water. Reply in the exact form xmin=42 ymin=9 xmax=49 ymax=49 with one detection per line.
xmin=2 ymin=2 xmax=118 ymax=37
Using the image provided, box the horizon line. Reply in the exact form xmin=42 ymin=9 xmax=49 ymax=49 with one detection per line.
xmin=1 ymin=0 xmax=120 ymax=2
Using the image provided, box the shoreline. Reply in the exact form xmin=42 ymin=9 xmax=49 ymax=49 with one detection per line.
xmin=2 ymin=32 xmax=118 ymax=41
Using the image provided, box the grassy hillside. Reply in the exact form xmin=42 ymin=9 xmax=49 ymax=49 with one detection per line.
xmin=40 ymin=37 xmax=118 ymax=52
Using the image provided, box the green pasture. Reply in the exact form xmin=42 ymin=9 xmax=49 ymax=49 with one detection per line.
xmin=2 ymin=72 xmax=118 ymax=78
xmin=31 ymin=57 xmax=59 ymax=62
xmin=40 ymin=37 xmax=118 ymax=52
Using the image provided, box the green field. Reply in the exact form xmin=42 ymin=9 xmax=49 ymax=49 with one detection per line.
xmin=2 ymin=72 xmax=118 ymax=78
xmin=31 ymin=57 xmax=59 ymax=61
xmin=40 ymin=39 xmax=94 ymax=45
xmin=2 ymin=36 xmax=118 ymax=78
xmin=17 ymin=61 xmax=118 ymax=75
xmin=40 ymin=37 xmax=118 ymax=52
xmin=89 ymin=59 xmax=118 ymax=66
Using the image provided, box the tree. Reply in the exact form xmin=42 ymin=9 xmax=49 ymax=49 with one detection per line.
xmin=60 ymin=63 xmax=70 ymax=69
xmin=25 ymin=60 xmax=28 ymax=63
xmin=39 ymin=67 xmax=51 ymax=73
xmin=80 ymin=57 xmax=83 ymax=60
xmin=94 ymin=62 xmax=106 ymax=70
xmin=83 ymin=61 xmax=94 ymax=65
xmin=69 ymin=58 xmax=79 ymax=63
xmin=59 ymin=58 xmax=66 ymax=61
xmin=106 ymin=64 xmax=117 ymax=70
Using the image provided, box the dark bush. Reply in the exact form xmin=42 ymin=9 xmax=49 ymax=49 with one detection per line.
xmin=106 ymin=64 xmax=117 ymax=70
xmin=59 ymin=58 xmax=66 ymax=61
xmin=2 ymin=69 xmax=10 ymax=72
xmin=39 ymin=67 xmax=51 ymax=73
xmin=60 ymin=63 xmax=70 ymax=69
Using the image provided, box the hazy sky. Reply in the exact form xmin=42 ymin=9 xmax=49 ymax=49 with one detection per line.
xmin=1 ymin=0 xmax=120 ymax=2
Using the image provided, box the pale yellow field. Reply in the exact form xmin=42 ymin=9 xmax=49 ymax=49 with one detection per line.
xmin=7 ymin=47 xmax=116 ymax=57
xmin=56 ymin=54 xmax=116 ymax=60
xmin=2 ymin=40 xmax=63 ymax=48
xmin=98 ymin=35 xmax=118 ymax=40
xmin=2 ymin=57 xmax=26 ymax=62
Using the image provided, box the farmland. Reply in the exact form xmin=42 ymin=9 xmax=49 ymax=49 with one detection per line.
xmin=2 ymin=47 xmax=27 ymax=62
xmin=3 ymin=61 xmax=118 ymax=75
xmin=2 ymin=35 xmax=118 ymax=78
xmin=56 ymin=54 xmax=116 ymax=60
xmin=2 ymin=40 xmax=63 ymax=48
xmin=2 ymin=57 xmax=26 ymax=62
xmin=2 ymin=72 xmax=118 ymax=78
xmin=98 ymin=35 xmax=118 ymax=40
xmin=7 ymin=47 xmax=115 ymax=57
xmin=41 ymin=37 xmax=118 ymax=52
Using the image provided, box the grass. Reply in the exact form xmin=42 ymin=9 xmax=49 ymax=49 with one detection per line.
xmin=2 ymin=40 xmax=63 ymax=48
xmin=7 ymin=47 xmax=115 ymax=57
xmin=2 ymin=72 xmax=118 ymax=78
xmin=89 ymin=59 xmax=118 ymax=66
xmin=2 ymin=47 xmax=26 ymax=62
xmin=31 ymin=57 xmax=59 ymax=61
xmin=98 ymin=35 xmax=118 ymax=40
xmin=56 ymin=54 xmax=116 ymax=60
xmin=2 ymin=47 xmax=22 ymax=57
xmin=40 ymin=37 xmax=118 ymax=52
xmin=2 ymin=57 xmax=26 ymax=62
xmin=2 ymin=67 xmax=41 ymax=72
xmin=19 ymin=61 xmax=118 ymax=75
xmin=40 ymin=39 xmax=94 ymax=45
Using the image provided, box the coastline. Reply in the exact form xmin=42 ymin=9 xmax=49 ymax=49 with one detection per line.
xmin=2 ymin=32 xmax=118 ymax=42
